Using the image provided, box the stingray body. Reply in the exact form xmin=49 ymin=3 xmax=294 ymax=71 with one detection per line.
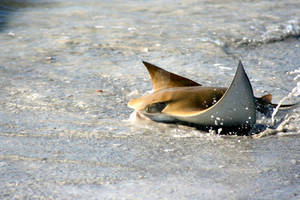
xmin=128 ymin=61 xmax=295 ymax=134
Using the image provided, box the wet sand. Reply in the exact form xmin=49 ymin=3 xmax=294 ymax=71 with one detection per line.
xmin=0 ymin=0 xmax=299 ymax=199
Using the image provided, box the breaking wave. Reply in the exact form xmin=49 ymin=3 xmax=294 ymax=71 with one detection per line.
xmin=232 ymin=18 xmax=300 ymax=47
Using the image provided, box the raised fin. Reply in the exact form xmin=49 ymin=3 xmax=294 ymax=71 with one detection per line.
xmin=257 ymin=93 xmax=298 ymax=109
xmin=255 ymin=93 xmax=298 ymax=116
xmin=261 ymin=94 xmax=272 ymax=103
xmin=142 ymin=61 xmax=201 ymax=91
xmin=173 ymin=60 xmax=256 ymax=129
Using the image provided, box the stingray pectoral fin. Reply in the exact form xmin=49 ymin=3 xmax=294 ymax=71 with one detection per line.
xmin=173 ymin=61 xmax=256 ymax=128
xmin=142 ymin=61 xmax=201 ymax=91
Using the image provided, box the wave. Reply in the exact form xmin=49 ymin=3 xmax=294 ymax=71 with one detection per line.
xmin=232 ymin=19 xmax=300 ymax=47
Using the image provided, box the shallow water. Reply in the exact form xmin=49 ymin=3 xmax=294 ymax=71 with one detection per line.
xmin=0 ymin=0 xmax=300 ymax=199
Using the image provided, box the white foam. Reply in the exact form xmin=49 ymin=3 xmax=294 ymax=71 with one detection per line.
xmin=271 ymin=71 xmax=300 ymax=125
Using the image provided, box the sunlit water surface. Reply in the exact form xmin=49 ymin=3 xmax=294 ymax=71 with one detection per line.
xmin=0 ymin=0 xmax=299 ymax=199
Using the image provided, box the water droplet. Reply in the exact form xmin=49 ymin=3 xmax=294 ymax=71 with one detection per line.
xmin=217 ymin=128 xmax=222 ymax=134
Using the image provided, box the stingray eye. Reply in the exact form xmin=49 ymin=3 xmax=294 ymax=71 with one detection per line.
xmin=145 ymin=102 xmax=167 ymax=113
xmin=146 ymin=106 xmax=152 ymax=113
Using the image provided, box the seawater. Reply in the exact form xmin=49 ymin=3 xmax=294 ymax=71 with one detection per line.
xmin=0 ymin=0 xmax=299 ymax=199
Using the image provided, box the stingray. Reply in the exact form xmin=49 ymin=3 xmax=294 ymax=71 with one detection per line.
xmin=128 ymin=61 xmax=296 ymax=134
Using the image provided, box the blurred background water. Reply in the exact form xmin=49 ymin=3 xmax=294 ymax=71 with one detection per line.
xmin=0 ymin=0 xmax=299 ymax=199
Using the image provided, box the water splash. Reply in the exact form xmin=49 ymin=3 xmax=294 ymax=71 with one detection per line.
xmin=271 ymin=68 xmax=300 ymax=125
